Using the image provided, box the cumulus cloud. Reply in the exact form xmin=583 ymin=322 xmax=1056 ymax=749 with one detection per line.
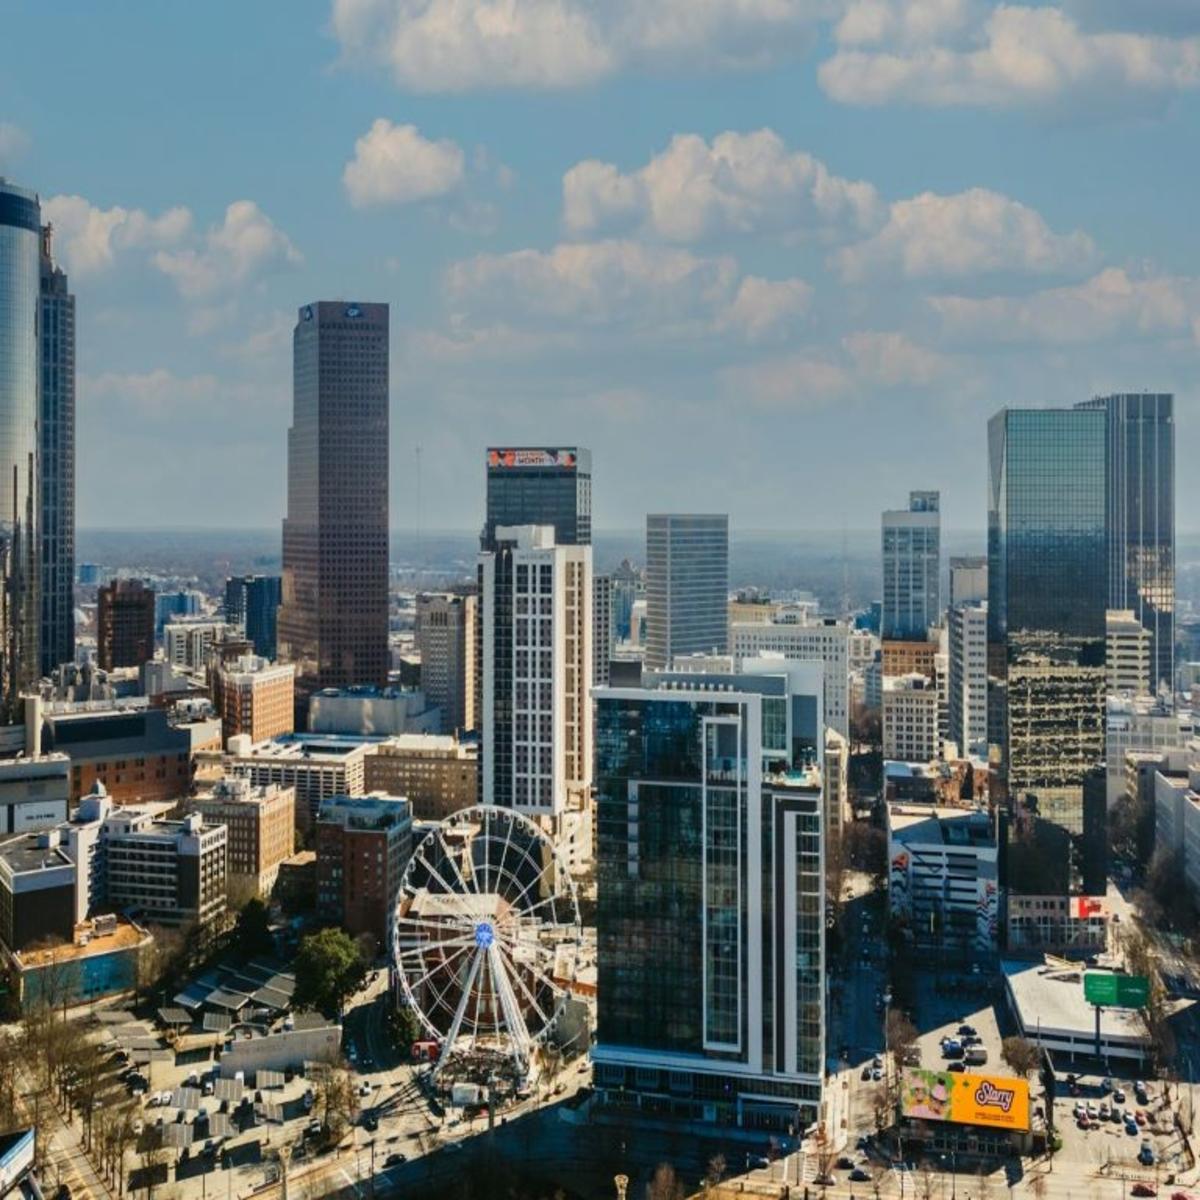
xmin=443 ymin=238 xmax=809 ymax=342
xmin=563 ymin=129 xmax=880 ymax=242
xmin=343 ymin=119 xmax=466 ymax=206
xmin=930 ymin=267 xmax=1200 ymax=344
xmin=0 ymin=122 xmax=29 ymax=166
xmin=153 ymin=201 xmax=301 ymax=300
xmin=842 ymin=330 xmax=950 ymax=384
xmin=819 ymin=4 xmax=1200 ymax=110
xmin=330 ymin=0 xmax=835 ymax=92
xmin=837 ymin=187 xmax=1095 ymax=281
xmin=42 ymin=195 xmax=192 ymax=277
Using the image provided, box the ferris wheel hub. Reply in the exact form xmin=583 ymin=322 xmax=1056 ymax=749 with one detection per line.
xmin=474 ymin=921 xmax=495 ymax=949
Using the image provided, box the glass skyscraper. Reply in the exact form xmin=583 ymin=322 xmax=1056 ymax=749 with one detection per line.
xmin=644 ymin=513 xmax=729 ymax=670
xmin=881 ymin=490 xmax=940 ymax=640
xmin=0 ymin=179 xmax=42 ymax=718
xmin=482 ymin=447 xmax=591 ymax=551
xmin=988 ymin=408 xmax=1107 ymax=930
xmin=278 ymin=302 xmax=389 ymax=701
xmin=225 ymin=574 xmax=282 ymax=659
xmin=39 ymin=224 xmax=75 ymax=678
xmin=593 ymin=657 xmax=825 ymax=1134
xmin=1076 ymin=394 xmax=1174 ymax=692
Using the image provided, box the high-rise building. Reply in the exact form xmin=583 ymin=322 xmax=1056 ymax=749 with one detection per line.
xmin=38 ymin=224 xmax=74 ymax=679
xmin=610 ymin=558 xmax=642 ymax=641
xmin=988 ymin=407 xmax=1107 ymax=925
xmin=949 ymin=556 xmax=987 ymax=607
xmin=97 ymin=579 xmax=155 ymax=669
xmin=218 ymin=655 xmax=296 ymax=745
xmin=0 ymin=180 xmax=42 ymax=715
xmin=154 ymin=590 xmax=202 ymax=638
xmin=947 ymin=603 xmax=988 ymax=759
xmin=882 ymin=673 xmax=940 ymax=762
xmin=593 ymin=656 xmax=826 ymax=1133
xmin=1076 ymin=394 xmax=1174 ymax=691
xmin=593 ymin=573 xmax=614 ymax=687
xmin=278 ymin=301 xmax=389 ymax=703
xmin=644 ymin=514 xmax=729 ymax=670
xmin=1106 ymin=609 xmax=1152 ymax=697
xmin=482 ymin=447 xmax=591 ymax=551
xmin=415 ymin=592 xmax=476 ymax=734
xmin=163 ymin=619 xmax=232 ymax=672
xmin=881 ymin=491 xmax=940 ymax=641
xmin=478 ymin=525 xmax=591 ymax=816
xmin=223 ymin=575 xmax=282 ymax=659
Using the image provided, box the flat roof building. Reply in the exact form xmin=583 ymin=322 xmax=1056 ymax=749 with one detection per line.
xmin=363 ymin=733 xmax=479 ymax=821
xmin=191 ymin=776 xmax=296 ymax=898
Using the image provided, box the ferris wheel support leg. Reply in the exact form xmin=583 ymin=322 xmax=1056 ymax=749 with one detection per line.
xmin=488 ymin=942 xmax=533 ymax=1075
xmin=435 ymin=947 xmax=484 ymax=1079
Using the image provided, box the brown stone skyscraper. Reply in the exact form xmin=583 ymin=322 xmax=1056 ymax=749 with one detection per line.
xmin=278 ymin=302 xmax=389 ymax=709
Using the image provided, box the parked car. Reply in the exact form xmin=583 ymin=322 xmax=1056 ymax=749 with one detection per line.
xmin=957 ymin=1025 xmax=976 ymax=1037
xmin=836 ymin=1156 xmax=855 ymax=1170
xmin=861 ymin=1066 xmax=872 ymax=1081
xmin=1125 ymin=1118 xmax=1139 ymax=1136
xmin=385 ymin=1152 xmax=407 ymax=1167
xmin=1130 ymin=1184 xmax=1156 ymax=1198
xmin=1139 ymin=1141 xmax=1156 ymax=1166
xmin=1114 ymin=1088 xmax=1127 ymax=1103
xmin=947 ymin=1063 xmax=966 ymax=1073
xmin=850 ymin=1168 xmax=871 ymax=1183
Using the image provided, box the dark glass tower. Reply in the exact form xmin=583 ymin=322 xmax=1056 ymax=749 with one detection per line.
xmin=225 ymin=574 xmax=282 ymax=659
xmin=644 ymin=514 xmax=729 ymax=670
xmin=0 ymin=179 xmax=42 ymax=718
xmin=881 ymin=490 xmax=940 ymax=640
xmin=39 ymin=223 xmax=75 ymax=677
xmin=1076 ymin=394 xmax=1174 ymax=691
xmin=278 ymin=302 xmax=389 ymax=702
xmin=482 ymin=447 xmax=591 ymax=551
xmin=988 ymin=408 xmax=1107 ymax=922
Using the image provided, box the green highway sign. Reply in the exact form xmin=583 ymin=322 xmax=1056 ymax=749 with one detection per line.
xmin=1084 ymin=971 xmax=1149 ymax=1009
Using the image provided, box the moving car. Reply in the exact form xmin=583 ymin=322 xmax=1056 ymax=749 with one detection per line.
xmin=850 ymin=1168 xmax=871 ymax=1183
xmin=385 ymin=1153 xmax=407 ymax=1167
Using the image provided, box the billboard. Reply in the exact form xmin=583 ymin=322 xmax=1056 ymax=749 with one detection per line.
xmin=900 ymin=1069 xmax=1030 ymax=1132
xmin=1084 ymin=971 xmax=1149 ymax=1008
xmin=487 ymin=448 xmax=577 ymax=470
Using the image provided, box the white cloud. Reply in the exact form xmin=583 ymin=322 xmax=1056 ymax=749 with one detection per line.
xmin=81 ymin=369 xmax=222 ymax=417
xmin=443 ymin=238 xmax=809 ymax=342
xmin=42 ymin=195 xmax=192 ymax=277
xmin=343 ymin=119 xmax=466 ymax=206
xmin=930 ymin=267 xmax=1200 ymax=344
xmin=835 ymin=0 xmax=981 ymax=48
xmin=153 ymin=201 xmax=301 ymax=300
xmin=842 ymin=330 xmax=950 ymax=384
xmin=563 ymin=129 xmax=880 ymax=241
xmin=0 ymin=122 xmax=29 ymax=165
xmin=819 ymin=4 xmax=1200 ymax=110
xmin=837 ymin=187 xmax=1094 ymax=281
xmin=331 ymin=0 xmax=835 ymax=92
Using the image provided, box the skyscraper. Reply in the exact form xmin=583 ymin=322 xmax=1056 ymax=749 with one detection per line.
xmin=416 ymin=591 xmax=476 ymax=734
xmin=482 ymin=447 xmax=590 ymax=551
xmin=593 ymin=656 xmax=826 ymax=1132
xmin=224 ymin=574 xmax=282 ymax=659
xmin=644 ymin=514 xmax=729 ymax=670
xmin=1076 ymin=394 xmax=1174 ymax=692
xmin=0 ymin=179 xmax=42 ymax=716
xmin=278 ymin=302 xmax=389 ymax=705
xmin=39 ymin=223 xmax=74 ymax=678
xmin=988 ymin=407 xmax=1107 ymax=939
xmin=948 ymin=602 xmax=988 ymax=759
xmin=97 ymin=579 xmax=156 ymax=669
xmin=881 ymin=491 xmax=940 ymax=641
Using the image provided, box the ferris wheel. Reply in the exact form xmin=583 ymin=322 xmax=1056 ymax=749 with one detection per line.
xmin=393 ymin=806 xmax=582 ymax=1079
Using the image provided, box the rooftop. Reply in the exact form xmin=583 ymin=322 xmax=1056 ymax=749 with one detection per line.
xmin=889 ymin=803 xmax=995 ymax=847
xmin=1003 ymin=959 xmax=1149 ymax=1045
xmin=231 ymin=733 xmax=382 ymax=761
xmin=376 ymin=733 xmax=477 ymax=756
xmin=0 ymin=832 xmax=74 ymax=876
xmin=14 ymin=917 xmax=148 ymax=967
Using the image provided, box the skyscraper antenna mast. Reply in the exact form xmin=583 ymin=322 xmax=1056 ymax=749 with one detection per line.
xmin=415 ymin=444 xmax=423 ymax=571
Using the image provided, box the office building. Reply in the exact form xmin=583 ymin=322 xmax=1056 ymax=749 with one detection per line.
xmin=315 ymin=793 xmax=412 ymax=953
xmin=224 ymin=574 xmax=282 ymax=659
xmin=307 ymin=686 xmax=439 ymax=737
xmin=0 ymin=750 xmax=70 ymax=835
xmin=731 ymin=616 xmax=849 ymax=738
xmin=278 ymin=301 xmax=389 ymax=700
xmin=610 ymin=559 xmax=642 ymax=641
xmin=154 ymin=590 xmax=202 ymax=637
xmin=103 ymin=808 xmax=227 ymax=929
xmin=39 ymin=224 xmax=75 ymax=679
xmin=1077 ymin=394 xmax=1174 ymax=692
xmin=97 ymin=579 xmax=155 ymax=670
xmin=218 ymin=655 xmax=295 ymax=746
xmin=989 ymin=407 xmax=1107 ymax=926
xmin=191 ymin=776 xmax=296 ymax=897
xmin=224 ymin=732 xmax=373 ymax=831
xmin=882 ymin=673 xmax=940 ymax=763
xmin=482 ymin=447 xmax=591 ymax=551
xmin=824 ymin=726 xmax=849 ymax=841
xmin=593 ymin=573 xmax=614 ymax=687
xmin=644 ymin=514 xmax=729 ymax=670
xmin=949 ymin=556 xmax=987 ymax=608
xmin=0 ymin=180 xmax=41 ymax=719
xmin=1106 ymin=696 xmax=1195 ymax=804
xmin=948 ymin=603 xmax=988 ymax=760
xmin=479 ymin=524 xmax=592 ymax=820
xmin=593 ymin=657 xmax=826 ymax=1132
xmin=881 ymin=492 xmax=940 ymax=641
xmin=0 ymin=829 xmax=77 ymax=952
xmin=164 ymin=619 xmax=232 ymax=672
xmin=363 ymin=733 xmax=479 ymax=820
xmin=1106 ymin=609 xmax=1153 ymax=697
xmin=886 ymin=803 xmax=999 ymax=963
xmin=415 ymin=592 xmax=476 ymax=734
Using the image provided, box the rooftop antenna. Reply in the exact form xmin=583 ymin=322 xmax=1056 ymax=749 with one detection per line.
xmin=841 ymin=517 xmax=850 ymax=619
xmin=415 ymin=444 xmax=423 ymax=574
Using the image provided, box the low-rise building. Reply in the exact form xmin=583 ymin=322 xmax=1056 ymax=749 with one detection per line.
xmin=363 ymin=734 xmax=479 ymax=821
xmin=306 ymin=686 xmax=441 ymax=738
xmin=163 ymin=620 xmax=233 ymax=672
xmin=0 ymin=828 xmax=78 ymax=952
xmin=191 ymin=777 xmax=296 ymax=898
xmin=218 ymin=655 xmax=295 ymax=745
xmin=315 ymin=794 xmax=413 ymax=953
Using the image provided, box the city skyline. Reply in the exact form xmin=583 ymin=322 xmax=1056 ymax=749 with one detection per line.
xmin=2 ymin=4 xmax=1199 ymax=533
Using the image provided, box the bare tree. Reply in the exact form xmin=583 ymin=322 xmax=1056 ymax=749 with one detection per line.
xmin=646 ymin=1164 xmax=684 ymax=1200
xmin=1001 ymin=1036 xmax=1041 ymax=1078
xmin=703 ymin=1154 xmax=727 ymax=1192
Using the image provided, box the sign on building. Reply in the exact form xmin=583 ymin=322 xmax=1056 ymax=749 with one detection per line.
xmin=900 ymin=1069 xmax=1031 ymax=1132
xmin=1083 ymin=971 xmax=1149 ymax=1008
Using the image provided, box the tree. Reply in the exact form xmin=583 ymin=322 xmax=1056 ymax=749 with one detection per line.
xmin=1001 ymin=1036 xmax=1041 ymax=1078
xmin=310 ymin=1061 xmax=358 ymax=1144
xmin=234 ymin=896 xmax=274 ymax=959
xmin=845 ymin=821 xmax=888 ymax=888
xmin=293 ymin=927 xmax=367 ymax=1015
xmin=703 ymin=1155 xmax=727 ymax=1192
xmin=646 ymin=1164 xmax=684 ymax=1200
xmin=886 ymin=1010 xmax=919 ymax=1068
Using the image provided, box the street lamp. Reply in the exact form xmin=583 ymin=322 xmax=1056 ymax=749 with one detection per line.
xmin=614 ymin=1174 xmax=629 ymax=1200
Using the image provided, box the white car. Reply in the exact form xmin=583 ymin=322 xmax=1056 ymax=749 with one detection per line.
xmin=359 ymin=1082 xmax=372 ymax=1096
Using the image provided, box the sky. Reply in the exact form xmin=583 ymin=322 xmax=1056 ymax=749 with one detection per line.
xmin=2 ymin=0 xmax=1199 ymax=533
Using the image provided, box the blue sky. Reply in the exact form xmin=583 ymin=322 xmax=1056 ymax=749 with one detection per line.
xmin=2 ymin=0 xmax=1199 ymax=532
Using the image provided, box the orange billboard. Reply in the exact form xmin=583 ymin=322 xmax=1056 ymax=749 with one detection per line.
xmin=900 ymin=1069 xmax=1030 ymax=1132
